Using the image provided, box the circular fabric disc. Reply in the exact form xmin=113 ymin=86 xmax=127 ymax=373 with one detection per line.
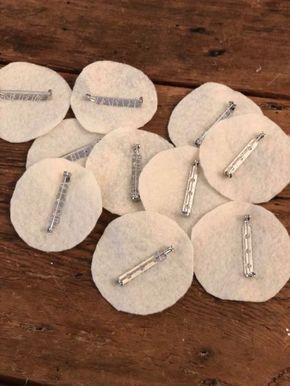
xmin=191 ymin=201 xmax=290 ymax=302
xmin=92 ymin=211 xmax=194 ymax=315
xmin=168 ymin=82 xmax=262 ymax=147
xmin=71 ymin=61 xmax=157 ymax=134
xmin=10 ymin=158 xmax=102 ymax=252
xmin=139 ymin=146 xmax=228 ymax=235
xmin=200 ymin=114 xmax=290 ymax=203
xmin=0 ymin=62 xmax=71 ymax=143
xmin=86 ymin=127 xmax=173 ymax=215
xmin=26 ymin=118 xmax=103 ymax=168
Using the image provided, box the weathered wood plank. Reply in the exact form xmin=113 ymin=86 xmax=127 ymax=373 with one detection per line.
xmin=0 ymin=79 xmax=289 ymax=385
xmin=1 ymin=0 xmax=290 ymax=98
xmin=0 ymin=212 xmax=289 ymax=386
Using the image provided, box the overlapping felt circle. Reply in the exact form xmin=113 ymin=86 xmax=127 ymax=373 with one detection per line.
xmin=86 ymin=127 xmax=173 ymax=215
xmin=168 ymin=82 xmax=262 ymax=147
xmin=139 ymin=146 xmax=228 ymax=234
xmin=71 ymin=61 xmax=158 ymax=134
xmin=11 ymin=159 xmax=102 ymax=252
xmin=26 ymin=118 xmax=103 ymax=168
xmin=91 ymin=211 xmax=194 ymax=315
xmin=0 ymin=62 xmax=71 ymax=143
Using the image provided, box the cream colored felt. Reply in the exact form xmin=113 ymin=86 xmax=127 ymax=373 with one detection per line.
xmin=91 ymin=211 xmax=194 ymax=315
xmin=71 ymin=61 xmax=157 ymax=134
xmin=10 ymin=159 xmax=102 ymax=252
xmin=86 ymin=128 xmax=173 ymax=215
xmin=200 ymin=114 xmax=290 ymax=203
xmin=139 ymin=146 xmax=228 ymax=235
xmin=0 ymin=62 xmax=71 ymax=143
xmin=168 ymin=82 xmax=262 ymax=147
xmin=191 ymin=201 xmax=290 ymax=302
xmin=26 ymin=118 xmax=103 ymax=168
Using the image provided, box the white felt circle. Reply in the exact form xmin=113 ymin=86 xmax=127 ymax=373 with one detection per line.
xmin=26 ymin=118 xmax=103 ymax=168
xmin=191 ymin=201 xmax=290 ymax=302
xmin=86 ymin=128 xmax=173 ymax=215
xmin=168 ymin=82 xmax=262 ymax=147
xmin=92 ymin=211 xmax=194 ymax=315
xmin=71 ymin=61 xmax=157 ymax=134
xmin=200 ymin=114 xmax=290 ymax=203
xmin=10 ymin=159 xmax=102 ymax=252
xmin=0 ymin=62 xmax=71 ymax=143
xmin=139 ymin=146 xmax=228 ymax=235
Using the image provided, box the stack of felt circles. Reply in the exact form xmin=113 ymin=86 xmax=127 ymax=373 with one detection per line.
xmin=2 ymin=59 xmax=289 ymax=315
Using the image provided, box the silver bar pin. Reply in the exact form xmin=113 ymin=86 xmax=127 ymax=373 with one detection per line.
xmin=118 ymin=246 xmax=174 ymax=286
xmin=242 ymin=215 xmax=256 ymax=278
xmin=47 ymin=171 xmax=71 ymax=233
xmin=224 ymin=132 xmax=265 ymax=178
xmin=195 ymin=101 xmax=236 ymax=147
xmin=61 ymin=139 xmax=100 ymax=162
xmin=181 ymin=160 xmax=199 ymax=216
xmin=130 ymin=144 xmax=142 ymax=201
xmin=0 ymin=89 xmax=52 ymax=101
xmin=85 ymin=94 xmax=143 ymax=108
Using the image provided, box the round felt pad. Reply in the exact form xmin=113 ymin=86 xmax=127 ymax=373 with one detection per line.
xmin=191 ymin=201 xmax=290 ymax=302
xmin=26 ymin=118 xmax=103 ymax=168
xmin=0 ymin=62 xmax=71 ymax=143
xmin=168 ymin=82 xmax=262 ymax=147
xmin=92 ymin=211 xmax=194 ymax=315
xmin=71 ymin=61 xmax=157 ymax=134
xmin=139 ymin=146 xmax=228 ymax=235
xmin=86 ymin=127 xmax=173 ymax=215
xmin=200 ymin=114 xmax=290 ymax=203
xmin=10 ymin=158 xmax=102 ymax=252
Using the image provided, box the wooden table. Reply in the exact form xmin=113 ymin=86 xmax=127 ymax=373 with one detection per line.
xmin=0 ymin=1 xmax=289 ymax=385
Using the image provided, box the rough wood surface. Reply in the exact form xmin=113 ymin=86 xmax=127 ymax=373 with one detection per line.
xmin=0 ymin=1 xmax=289 ymax=386
xmin=1 ymin=0 xmax=290 ymax=98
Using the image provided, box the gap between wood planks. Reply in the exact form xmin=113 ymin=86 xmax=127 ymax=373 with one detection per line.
xmin=0 ymin=59 xmax=290 ymax=102
xmin=0 ymin=374 xmax=53 ymax=386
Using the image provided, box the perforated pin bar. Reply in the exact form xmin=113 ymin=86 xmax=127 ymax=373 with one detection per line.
xmin=195 ymin=101 xmax=236 ymax=147
xmin=130 ymin=144 xmax=142 ymax=201
xmin=181 ymin=160 xmax=199 ymax=217
xmin=118 ymin=246 xmax=174 ymax=286
xmin=224 ymin=132 xmax=265 ymax=178
xmin=62 ymin=139 xmax=100 ymax=162
xmin=242 ymin=215 xmax=256 ymax=278
xmin=47 ymin=171 xmax=71 ymax=233
xmin=85 ymin=94 xmax=143 ymax=108
xmin=0 ymin=89 xmax=52 ymax=101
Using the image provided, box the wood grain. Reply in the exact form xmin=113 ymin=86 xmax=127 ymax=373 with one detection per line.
xmin=0 ymin=1 xmax=289 ymax=385
xmin=1 ymin=1 xmax=290 ymax=98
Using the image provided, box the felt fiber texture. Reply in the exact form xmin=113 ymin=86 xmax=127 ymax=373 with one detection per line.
xmin=139 ymin=146 xmax=228 ymax=235
xmin=0 ymin=62 xmax=71 ymax=143
xmin=86 ymin=127 xmax=173 ymax=215
xmin=191 ymin=201 xmax=290 ymax=302
xmin=92 ymin=211 xmax=194 ymax=315
xmin=200 ymin=114 xmax=290 ymax=203
xmin=26 ymin=118 xmax=103 ymax=168
xmin=10 ymin=159 xmax=102 ymax=252
xmin=71 ymin=61 xmax=157 ymax=134
xmin=168 ymin=82 xmax=262 ymax=147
